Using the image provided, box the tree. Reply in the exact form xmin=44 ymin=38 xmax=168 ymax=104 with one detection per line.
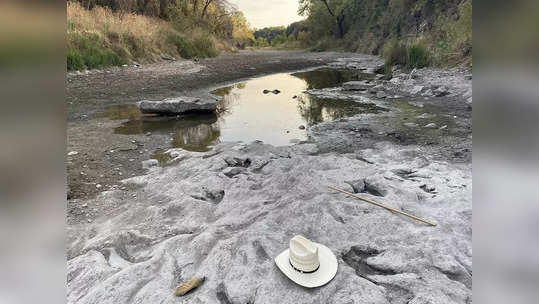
xmin=201 ymin=0 xmax=214 ymax=18
xmin=299 ymin=0 xmax=351 ymax=38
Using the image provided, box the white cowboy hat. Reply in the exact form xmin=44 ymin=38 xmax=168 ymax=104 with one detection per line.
xmin=274 ymin=235 xmax=338 ymax=288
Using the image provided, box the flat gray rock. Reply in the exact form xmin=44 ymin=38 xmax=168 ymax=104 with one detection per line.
xmin=137 ymin=97 xmax=217 ymax=115
xmin=342 ymin=81 xmax=374 ymax=91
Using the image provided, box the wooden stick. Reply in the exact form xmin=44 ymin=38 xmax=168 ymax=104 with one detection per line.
xmin=327 ymin=186 xmax=437 ymax=226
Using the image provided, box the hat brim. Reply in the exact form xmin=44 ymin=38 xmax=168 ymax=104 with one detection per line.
xmin=274 ymin=243 xmax=338 ymax=288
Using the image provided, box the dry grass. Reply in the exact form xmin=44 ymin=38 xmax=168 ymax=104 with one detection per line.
xmin=67 ymin=1 xmax=173 ymax=64
xmin=67 ymin=2 xmax=221 ymax=70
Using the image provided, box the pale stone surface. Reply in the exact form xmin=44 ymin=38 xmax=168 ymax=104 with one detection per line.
xmin=142 ymin=159 xmax=159 ymax=169
xmin=67 ymin=138 xmax=471 ymax=304
xmin=138 ymin=97 xmax=217 ymax=115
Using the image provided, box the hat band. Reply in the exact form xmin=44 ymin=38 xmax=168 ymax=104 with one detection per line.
xmin=289 ymin=259 xmax=320 ymax=274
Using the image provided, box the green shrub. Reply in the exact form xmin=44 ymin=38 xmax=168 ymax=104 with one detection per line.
xmin=83 ymin=48 xmax=125 ymax=69
xmin=383 ymin=40 xmax=407 ymax=66
xmin=270 ymin=33 xmax=287 ymax=47
xmin=255 ymin=37 xmax=269 ymax=47
xmin=192 ymin=36 xmax=219 ymax=58
xmin=67 ymin=33 xmax=128 ymax=70
xmin=310 ymin=38 xmax=333 ymax=52
xmin=167 ymin=33 xmax=218 ymax=59
xmin=407 ymin=44 xmax=430 ymax=68
xmin=167 ymin=34 xmax=195 ymax=58
xmin=67 ymin=50 xmax=85 ymax=70
xmin=383 ymin=41 xmax=431 ymax=70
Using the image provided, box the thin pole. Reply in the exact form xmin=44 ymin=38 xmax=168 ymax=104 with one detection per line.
xmin=327 ymin=186 xmax=437 ymax=226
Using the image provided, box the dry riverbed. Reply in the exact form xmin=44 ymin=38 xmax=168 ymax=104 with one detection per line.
xmin=67 ymin=50 xmax=472 ymax=303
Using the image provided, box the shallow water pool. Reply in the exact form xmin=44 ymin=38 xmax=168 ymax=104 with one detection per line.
xmin=99 ymin=68 xmax=384 ymax=152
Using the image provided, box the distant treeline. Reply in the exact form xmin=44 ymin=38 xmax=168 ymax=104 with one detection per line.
xmin=252 ymin=21 xmax=308 ymax=47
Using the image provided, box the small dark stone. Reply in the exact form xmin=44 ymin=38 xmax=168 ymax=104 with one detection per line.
xmin=345 ymin=180 xmax=365 ymax=193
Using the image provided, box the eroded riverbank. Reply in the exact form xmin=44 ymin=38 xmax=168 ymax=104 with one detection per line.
xmin=67 ymin=51 xmax=472 ymax=304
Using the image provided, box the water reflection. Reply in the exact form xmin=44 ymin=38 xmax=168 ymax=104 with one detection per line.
xmin=172 ymin=123 xmax=220 ymax=152
xmin=115 ymin=114 xmax=220 ymax=152
xmin=296 ymin=95 xmax=387 ymax=126
xmin=100 ymin=68 xmax=384 ymax=152
xmin=292 ymin=68 xmax=375 ymax=90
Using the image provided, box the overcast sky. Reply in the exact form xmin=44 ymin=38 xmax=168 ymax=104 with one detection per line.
xmin=228 ymin=0 xmax=303 ymax=29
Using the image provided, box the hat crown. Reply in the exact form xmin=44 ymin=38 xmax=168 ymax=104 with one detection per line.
xmin=289 ymin=235 xmax=320 ymax=272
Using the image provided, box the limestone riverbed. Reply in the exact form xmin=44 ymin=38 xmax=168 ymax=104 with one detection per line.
xmin=67 ymin=52 xmax=472 ymax=304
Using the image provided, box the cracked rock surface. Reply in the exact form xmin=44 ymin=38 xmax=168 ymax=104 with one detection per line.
xmin=68 ymin=141 xmax=471 ymax=304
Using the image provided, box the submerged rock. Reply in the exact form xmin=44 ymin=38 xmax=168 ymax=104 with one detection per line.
xmin=137 ymin=97 xmax=217 ymax=115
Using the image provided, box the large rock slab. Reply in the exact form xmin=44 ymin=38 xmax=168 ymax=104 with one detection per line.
xmin=137 ymin=97 xmax=217 ymax=115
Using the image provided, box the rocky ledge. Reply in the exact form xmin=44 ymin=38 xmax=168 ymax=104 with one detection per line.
xmin=137 ymin=97 xmax=217 ymax=115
